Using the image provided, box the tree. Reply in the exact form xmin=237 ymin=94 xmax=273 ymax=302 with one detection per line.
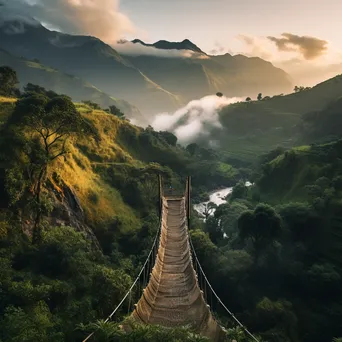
xmin=108 ymin=104 xmax=125 ymax=119
xmin=246 ymin=97 xmax=251 ymax=102
xmin=23 ymin=83 xmax=58 ymax=99
xmin=230 ymin=181 xmax=248 ymax=201
xmin=0 ymin=66 xmax=19 ymax=97
xmin=238 ymin=204 xmax=282 ymax=263
xmin=186 ymin=143 xmax=199 ymax=156
xmin=8 ymin=94 xmax=88 ymax=243
xmin=203 ymin=202 xmax=217 ymax=221
xmin=294 ymin=86 xmax=309 ymax=93
xmin=159 ymin=131 xmax=177 ymax=146
xmin=257 ymin=93 xmax=263 ymax=101
xmin=82 ymin=100 xmax=101 ymax=110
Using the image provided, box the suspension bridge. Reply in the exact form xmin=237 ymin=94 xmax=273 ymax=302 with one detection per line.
xmin=83 ymin=177 xmax=259 ymax=342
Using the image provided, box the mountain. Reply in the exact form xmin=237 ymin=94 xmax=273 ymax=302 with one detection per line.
xmin=0 ymin=48 xmax=145 ymax=122
xmin=124 ymin=52 xmax=292 ymax=104
xmin=0 ymin=20 xmax=294 ymax=120
xmin=132 ymin=38 xmax=205 ymax=53
xmin=0 ymin=20 xmax=181 ymax=117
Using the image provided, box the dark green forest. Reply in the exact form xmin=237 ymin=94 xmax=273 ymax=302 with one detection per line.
xmin=1 ymin=66 xmax=342 ymax=342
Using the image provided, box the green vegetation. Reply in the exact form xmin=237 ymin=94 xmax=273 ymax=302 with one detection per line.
xmin=199 ymin=75 xmax=342 ymax=161
xmin=0 ymin=67 xmax=244 ymax=341
xmin=1 ymin=61 xmax=342 ymax=341
xmin=196 ymin=138 xmax=342 ymax=342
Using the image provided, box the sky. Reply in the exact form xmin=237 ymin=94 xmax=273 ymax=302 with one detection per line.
xmin=1 ymin=0 xmax=342 ymax=85
xmin=120 ymin=0 xmax=341 ymax=54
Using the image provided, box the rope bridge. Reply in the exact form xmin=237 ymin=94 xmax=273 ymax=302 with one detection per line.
xmin=82 ymin=176 xmax=259 ymax=342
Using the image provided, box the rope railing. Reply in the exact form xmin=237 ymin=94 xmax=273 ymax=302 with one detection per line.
xmin=81 ymin=217 xmax=162 ymax=342
xmin=184 ymin=176 xmax=259 ymax=342
xmin=188 ymin=235 xmax=260 ymax=342
xmin=82 ymin=176 xmax=259 ymax=342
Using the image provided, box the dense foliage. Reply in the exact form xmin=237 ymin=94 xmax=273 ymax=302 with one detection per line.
xmin=1 ymin=66 xmax=342 ymax=342
xmin=195 ymin=140 xmax=342 ymax=342
xmin=0 ymin=68 xmax=244 ymax=341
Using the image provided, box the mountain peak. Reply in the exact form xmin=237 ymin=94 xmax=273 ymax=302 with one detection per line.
xmin=132 ymin=38 xmax=204 ymax=54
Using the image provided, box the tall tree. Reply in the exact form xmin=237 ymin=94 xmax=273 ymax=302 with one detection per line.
xmin=238 ymin=203 xmax=282 ymax=263
xmin=0 ymin=66 xmax=19 ymax=97
xmin=7 ymin=94 xmax=89 ymax=243
xmin=108 ymin=104 xmax=125 ymax=119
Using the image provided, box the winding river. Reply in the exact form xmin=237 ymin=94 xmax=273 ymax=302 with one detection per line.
xmin=194 ymin=182 xmax=252 ymax=218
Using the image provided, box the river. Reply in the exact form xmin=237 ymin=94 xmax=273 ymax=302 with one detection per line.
xmin=194 ymin=182 xmax=252 ymax=218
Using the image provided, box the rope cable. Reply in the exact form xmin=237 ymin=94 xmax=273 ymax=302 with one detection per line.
xmin=81 ymin=217 xmax=162 ymax=342
xmin=189 ymin=235 xmax=259 ymax=342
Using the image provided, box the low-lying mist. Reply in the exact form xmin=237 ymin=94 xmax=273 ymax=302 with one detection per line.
xmin=152 ymin=95 xmax=242 ymax=145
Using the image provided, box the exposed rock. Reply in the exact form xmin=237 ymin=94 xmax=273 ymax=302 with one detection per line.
xmin=46 ymin=177 xmax=101 ymax=250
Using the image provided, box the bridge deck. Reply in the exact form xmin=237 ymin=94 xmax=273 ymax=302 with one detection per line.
xmin=131 ymin=196 xmax=225 ymax=341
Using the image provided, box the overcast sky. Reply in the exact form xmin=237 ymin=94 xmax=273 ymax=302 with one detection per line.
xmin=1 ymin=0 xmax=342 ymax=84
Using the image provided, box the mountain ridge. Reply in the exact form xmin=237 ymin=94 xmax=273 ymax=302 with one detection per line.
xmin=0 ymin=19 xmax=292 ymax=119
xmin=132 ymin=38 xmax=205 ymax=54
xmin=0 ymin=20 xmax=182 ymax=117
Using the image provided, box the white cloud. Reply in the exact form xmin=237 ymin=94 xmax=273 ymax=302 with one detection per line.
xmin=114 ymin=40 xmax=208 ymax=59
xmin=152 ymin=95 xmax=242 ymax=144
xmin=0 ymin=0 xmax=135 ymax=44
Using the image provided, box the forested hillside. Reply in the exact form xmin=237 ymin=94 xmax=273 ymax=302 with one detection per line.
xmin=0 ymin=67 xmax=245 ymax=341
xmin=196 ymin=140 xmax=342 ymax=342
xmin=1 ymin=61 xmax=342 ymax=342
xmin=191 ymin=75 xmax=342 ymax=160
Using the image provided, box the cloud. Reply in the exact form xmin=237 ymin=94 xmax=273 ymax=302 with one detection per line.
xmin=152 ymin=95 xmax=242 ymax=144
xmin=237 ymin=34 xmax=274 ymax=60
xmin=0 ymin=0 xmax=135 ymax=44
xmin=268 ymin=33 xmax=328 ymax=60
xmin=115 ymin=40 xmax=208 ymax=59
xmin=209 ymin=41 xmax=226 ymax=55
xmin=0 ymin=1 xmax=40 ymax=29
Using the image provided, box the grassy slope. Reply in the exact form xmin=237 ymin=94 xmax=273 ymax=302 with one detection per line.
xmin=52 ymin=105 xmax=143 ymax=233
xmin=0 ymin=98 xmax=239 ymax=236
xmin=215 ymin=74 xmax=342 ymax=160
xmin=0 ymin=98 xmax=143 ymax=234
xmin=0 ymin=49 xmax=145 ymax=122
xmin=0 ymin=97 xmax=16 ymax=127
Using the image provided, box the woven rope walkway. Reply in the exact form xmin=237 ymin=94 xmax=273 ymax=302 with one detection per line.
xmin=131 ymin=197 xmax=225 ymax=341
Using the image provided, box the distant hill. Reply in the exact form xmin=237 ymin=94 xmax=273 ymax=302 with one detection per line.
xmin=173 ymin=75 xmax=342 ymax=160
xmin=0 ymin=20 xmax=181 ymax=117
xmin=0 ymin=48 xmax=146 ymax=122
xmin=132 ymin=38 xmax=205 ymax=54
xmin=300 ymin=95 xmax=342 ymax=143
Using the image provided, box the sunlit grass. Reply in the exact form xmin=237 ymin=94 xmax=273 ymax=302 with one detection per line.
xmin=55 ymin=144 xmax=139 ymax=232
xmin=26 ymin=61 xmax=57 ymax=72
xmin=0 ymin=96 xmax=17 ymax=103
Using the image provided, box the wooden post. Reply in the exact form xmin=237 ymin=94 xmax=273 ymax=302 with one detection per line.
xmin=187 ymin=176 xmax=191 ymax=228
xmin=158 ymin=175 xmax=163 ymax=219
